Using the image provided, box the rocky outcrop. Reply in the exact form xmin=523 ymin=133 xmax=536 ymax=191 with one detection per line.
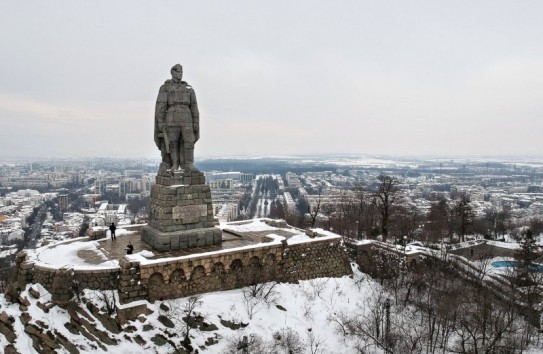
xmin=0 ymin=311 xmax=16 ymax=343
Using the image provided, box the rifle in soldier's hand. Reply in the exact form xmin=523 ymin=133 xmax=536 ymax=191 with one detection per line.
xmin=162 ymin=125 xmax=170 ymax=153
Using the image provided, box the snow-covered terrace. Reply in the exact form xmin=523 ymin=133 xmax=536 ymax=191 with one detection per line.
xmin=26 ymin=218 xmax=341 ymax=269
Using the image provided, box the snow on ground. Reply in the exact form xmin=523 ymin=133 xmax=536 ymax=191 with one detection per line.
xmin=486 ymin=240 xmax=522 ymax=250
xmin=28 ymin=228 xmax=137 ymax=269
xmin=138 ymin=250 xmax=155 ymax=258
xmin=536 ymin=233 xmax=543 ymax=246
xmin=451 ymin=233 xmax=543 ymax=250
xmin=471 ymin=256 xmax=516 ymax=277
xmin=449 ymin=239 xmax=522 ymax=251
xmin=31 ymin=240 xmax=118 ymax=269
xmin=220 ymin=219 xmax=280 ymax=232
xmin=105 ymin=228 xmax=136 ymax=238
xmin=201 ymin=271 xmax=374 ymax=353
xmin=1 ymin=262 xmax=542 ymax=353
xmin=0 ymin=247 xmax=18 ymax=258
xmin=351 ymin=239 xmax=373 ymax=246
xmin=27 ymin=219 xmax=330 ymax=268
xmin=287 ymin=233 xmax=338 ymax=245
xmin=0 ymin=266 xmax=378 ymax=354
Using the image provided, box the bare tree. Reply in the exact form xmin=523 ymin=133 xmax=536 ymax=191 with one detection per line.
xmin=391 ymin=203 xmax=420 ymax=243
xmin=127 ymin=198 xmax=144 ymax=223
xmin=87 ymin=289 xmax=117 ymax=315
xmin=372 ymin=174 xmax=399 ymax=241
xmin=353 ymin=184 xmax=367 ymax=239
xmin=306 ymin=328 xmax=326 ymax=354
xmin=268 ymin=199 xmax=286 ymax=219
xmin=327 ymin=309 xmax=352 ymax=337
xmin=496 ymin=205 xmax=512 ymax=237
xmin=164 ymin=295 xmax=203 ymax=345
xmin=447 ymin=289 xmax=527 ymax=353
xmin=346 ymin=288 xmax=396 ymax=354
xmin=469 ymin=256 xmax=495 ymax=282
xmin=242 ymin=282 xmax=279 ymax=320
xmin=332 ymin=185 xmax=368 ymax=240
xmin=484 ymin=206 xmax=499 ymax=239
xmin=272 ymin=327 xmax=305 ymax=354
xmin=303 ymin=278 xmax=329 ymax=300
xmin=308 ymin=193 xmax=321 ymax=228
xmin=224 ymin=332 xmax=273 ymax=354
xmin=243 ymin=259 xmax=280 ymax=320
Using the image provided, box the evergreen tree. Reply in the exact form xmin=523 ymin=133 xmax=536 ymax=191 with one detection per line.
xmin=513 ymin=228 xmax=542 ymax=289
xmin=454 ymin=194 xmax=474 ymax=242
xmin=515 ymin=228 xmax=538 ymax=267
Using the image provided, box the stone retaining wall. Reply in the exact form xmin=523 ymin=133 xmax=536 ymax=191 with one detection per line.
xmin=119 ymin=237 xmax=352 ymax=304
xmin=13 ymin=236 xmax=352 ymax=306
xmin=280 ymin=240 xmax=351 ymax=282
xmin=347 ymin=240 xmax=422 ymax=274
xmin=119 ymin=242 xmax=283 ymax=303
xmin=13 ymin=251 xmax=121 ymax=305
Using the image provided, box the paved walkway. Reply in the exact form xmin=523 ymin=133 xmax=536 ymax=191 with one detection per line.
xmin=449 ymin=243 xmax=543 ymax=262
xmin=78 ymin=230 xmax=264 ymax=265
xmin=449 ymin=243 xmax=516 ymax=261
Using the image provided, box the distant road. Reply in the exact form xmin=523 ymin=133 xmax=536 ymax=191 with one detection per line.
xmin=24 ymin=205 xmax=47 ymax=249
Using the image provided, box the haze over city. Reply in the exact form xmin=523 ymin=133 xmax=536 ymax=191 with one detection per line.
xmin=4 ymin=2 xmax=543 ymax=353
xmin=1 ymin=1 xmax=543 ymax=159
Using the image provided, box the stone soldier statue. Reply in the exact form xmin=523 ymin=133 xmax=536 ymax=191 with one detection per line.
xmin=154 ymin=64 xmax=200 ymax=174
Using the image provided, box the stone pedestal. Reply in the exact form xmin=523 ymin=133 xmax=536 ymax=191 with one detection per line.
xmin=142 ymin=170 xmax=222 ymax=251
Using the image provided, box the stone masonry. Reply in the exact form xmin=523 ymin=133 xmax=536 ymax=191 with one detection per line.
xmin=10 ymin=232 xmax=352 ymax=306
xmin=119 ymin=236 xmax=352 ymax=304
xmin=12 ymin=251 xmax=120 ymax=306
xmin=141 ymin=169 xmax=222 ymax=251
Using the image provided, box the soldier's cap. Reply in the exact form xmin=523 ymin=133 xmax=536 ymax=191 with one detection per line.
xmin=171 ymin=64 xmax=183 ymax=73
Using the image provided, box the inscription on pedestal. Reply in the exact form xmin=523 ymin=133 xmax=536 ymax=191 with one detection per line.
xmin=172 ymin=204 xmax=207 ymax=223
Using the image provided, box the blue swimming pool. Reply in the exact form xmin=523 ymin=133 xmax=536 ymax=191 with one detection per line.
xmin=492 ymin=261 xmax=543 ymax=271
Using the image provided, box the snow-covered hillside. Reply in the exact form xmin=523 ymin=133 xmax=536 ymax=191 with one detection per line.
xmin=2 ymin=265 xmax=374 ymax=353
xmin=0 ymin=264 xmax=541 ymax=353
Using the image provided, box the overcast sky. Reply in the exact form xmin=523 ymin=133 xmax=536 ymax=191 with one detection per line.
xmin=1 ymin=1 xmax=542 ymax=159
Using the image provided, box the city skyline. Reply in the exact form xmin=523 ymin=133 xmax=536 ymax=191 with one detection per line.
xmin=1 ymin=1 xmax=543 ymax=158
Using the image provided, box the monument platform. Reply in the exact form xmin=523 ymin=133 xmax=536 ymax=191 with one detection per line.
xmin=76 ymin=228 xmax=259 ymax=265
xmin=142 ymin=169 xmax=222 ymax=251
xmin=39 ymin=219 xmax=304 ymax=266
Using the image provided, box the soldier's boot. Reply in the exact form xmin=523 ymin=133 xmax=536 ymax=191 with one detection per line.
xmin=183 ymin=147 xmax=197 ymax=171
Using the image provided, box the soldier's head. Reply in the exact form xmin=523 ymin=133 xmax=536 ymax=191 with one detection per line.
xmin=171 ymin=64 xmax=183 ymax=81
